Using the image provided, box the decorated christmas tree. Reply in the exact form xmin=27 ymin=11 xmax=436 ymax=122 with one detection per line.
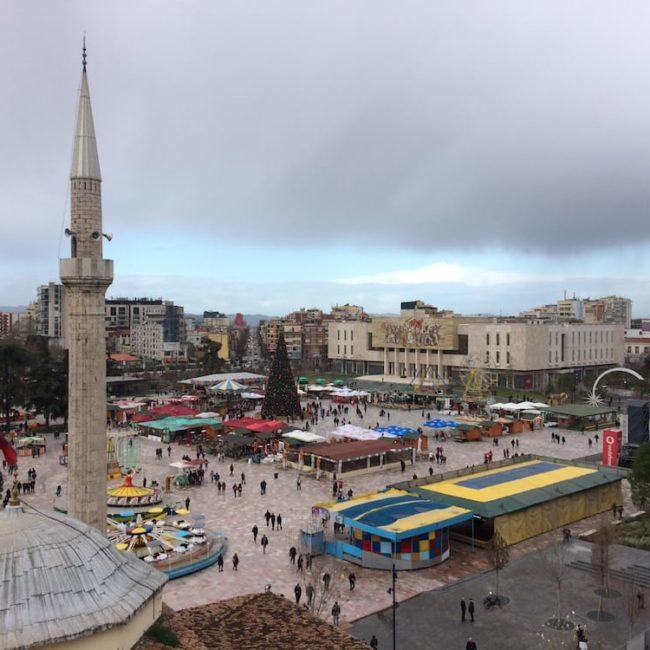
xmin=261 ymin=332 xmax=301 ymax=418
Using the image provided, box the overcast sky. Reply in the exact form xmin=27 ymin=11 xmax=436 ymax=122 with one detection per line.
xmin=2 ymin=1 xmax=650 ymax=317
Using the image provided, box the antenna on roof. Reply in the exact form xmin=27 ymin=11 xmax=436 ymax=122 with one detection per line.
xmin=82 ymin=34 xmax=87 ymax=72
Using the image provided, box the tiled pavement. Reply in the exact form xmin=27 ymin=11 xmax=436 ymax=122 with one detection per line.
xmin=16 ymin=404 xmax=632 ymax=626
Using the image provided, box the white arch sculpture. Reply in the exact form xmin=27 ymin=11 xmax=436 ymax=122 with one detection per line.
xmin=588 ymin=367 xmax=644 ymax=406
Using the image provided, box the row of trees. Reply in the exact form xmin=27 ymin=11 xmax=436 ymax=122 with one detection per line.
xmin=0 ymin=337 xmax=68 ymax=430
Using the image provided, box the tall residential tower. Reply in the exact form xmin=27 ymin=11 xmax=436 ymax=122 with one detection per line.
xmin=60 ymin=44 xmax=113 ymax=531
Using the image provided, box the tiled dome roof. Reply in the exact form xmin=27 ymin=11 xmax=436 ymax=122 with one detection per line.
xmin=0 ymin=501 xmax=167 ymax=650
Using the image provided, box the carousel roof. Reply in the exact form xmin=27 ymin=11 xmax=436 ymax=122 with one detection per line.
xmin=0 ymin=500 xmax=167 ymax=649
xmin=107 ymin=474 xmax=154 ymax=498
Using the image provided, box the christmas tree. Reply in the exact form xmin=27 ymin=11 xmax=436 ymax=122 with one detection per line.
xmin=261 ymin=332 xmax=301 ymax=418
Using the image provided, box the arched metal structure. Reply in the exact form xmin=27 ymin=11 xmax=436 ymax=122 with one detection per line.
xmin=588 ymin=367 xmax=644 ymax=406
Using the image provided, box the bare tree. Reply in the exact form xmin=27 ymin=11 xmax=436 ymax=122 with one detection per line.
xmin=545 ymin=536 xmax=569 ymax=627
xmin=487 ymin=530 xmax=510 ymax=601
xmin=300 ymin=553 xmax=343 ymax=618
xmin=591 ymin=516 xmax=616 ymax=618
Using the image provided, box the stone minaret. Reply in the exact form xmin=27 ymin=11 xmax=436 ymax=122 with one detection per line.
xmin=60 ymin=43 xmax=113 ymax=532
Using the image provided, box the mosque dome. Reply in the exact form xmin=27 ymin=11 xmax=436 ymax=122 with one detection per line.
xmin=0 ymin=498 xmax=168 ymax=649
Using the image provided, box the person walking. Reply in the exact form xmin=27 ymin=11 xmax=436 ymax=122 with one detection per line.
xmin=233 ymin=483 xmax=238 ymax=498
xmin=252 ymin=524 xmax=259 ymax=543
xmin=271 ymin=513 xmax=276 ymax=530
xmin=185 ymin=497 xmax=190 ymax=511
xmin=167 ymin=445 xmax=172 ymax=457
xmin=296 ymin=476 xmax=302 ymax=491
xmin=241 ymin=471 xmax=246 ymax=485
xmin=289 ymin=546 xmax=297 ymax=564
xmin=369 ymin=635 xmax=378 ymax=649
xmin=468 ymin=598 xmax=475 ymax=622
xmin=460 ymin=598 xmax=467 ymax=622
xmin=265 ymin=510 xmax=271 ymax=526
xmin=261 ymin=534 xmax=269 ymax=553
xmin=232 ymin=553 xmax=239 ymax=571
xmin=323 ymin=572 xmax=331 ymax=590
xmin=276 ymin=513 xmax=282 ymax=530
xmin=229 ymin=463 xmax=234 ymax=477
xmin=294 ymin=583 xmax=302 ymax=605
xmin=306 ymin=583 xmax=314 ymax=607
xmin=217 ymin=553 xmax=224 ymax=572
xmin=466 ymin=637 xmax=477 ymax=650
xmin=237 ymin=483 xmax=243 ymax=497
xmin=331 ymin=601 xmax=341 ymax=626
xmin=349 ymin=571 xmax=356 ymax=591
xmin=260 ymin=479 xmax=267 ymax=495
xmin=297 ymin=554 xmax=304 ymax=572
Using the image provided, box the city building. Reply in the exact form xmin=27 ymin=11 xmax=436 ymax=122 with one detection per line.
xmin=131 ymin=304 xmax=187 ymax=364
xmin=0 ymin=312 xmax=15 ymax=338
xmin=34 ymin=282 xmax=65 ymax=345
xmin=203 ymin=310 xmax=230 ymax=330
xmin=329 ymin=300 xmax=625 ymax=391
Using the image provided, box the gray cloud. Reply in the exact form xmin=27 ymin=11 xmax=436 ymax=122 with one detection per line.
xmin=3 ymin=1 xmax=650 ymax=264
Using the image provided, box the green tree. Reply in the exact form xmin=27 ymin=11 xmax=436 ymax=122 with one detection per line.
xmin=25 ymin=337 xmax=68 ymax=427
xmin=200 ymin=340 xmax=224 ymax=374
xmin=261 ymin=333 xmax=301 ymax=418
xmin=631 ymin=443 xmax=650 ymax=509
xmin=0 ymin=340 xmax=32 ymax=432
xmin=487 ymin=530 xmax=510 ymax=601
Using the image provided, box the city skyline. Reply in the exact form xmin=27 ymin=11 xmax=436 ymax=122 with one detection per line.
xmin=4 ymin=2 xmax=650 ymax=315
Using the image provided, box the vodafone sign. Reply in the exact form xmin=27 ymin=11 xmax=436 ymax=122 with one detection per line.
xmin=602 ymin=428 xmax=622 ymax=467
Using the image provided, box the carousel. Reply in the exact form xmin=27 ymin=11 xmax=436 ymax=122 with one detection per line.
xmin=106 ymin=507 xmax=224 ymax=579
xmin=106 ymin=473 xmax=163 ymax=508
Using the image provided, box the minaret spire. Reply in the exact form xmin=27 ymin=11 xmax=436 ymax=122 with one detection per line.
xmin=82 ymin=35 xmax=87 ymax=72
xmin=60 ymin=44 xmax=113 ymax=533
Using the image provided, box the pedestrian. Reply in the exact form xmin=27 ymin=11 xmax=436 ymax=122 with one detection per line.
xmin=277 ymin=513 xmax=282 ymax=530
xmin=232 ymin=553 xmax=239 ymax=571
xmin=271 ymin=513 xmax=276 ymax=530
xmin=369 ymin=635 xmax=378 ymax=649
xmin=55 ymin=485 xmax=62 ymax=497
xmin=297 ymin=476 xmax=302 ymax=491
xmin=466 ymin=637 xmax=477 ymax=650
xmin=260 ymin=479 xmax=267 ymax=495
xmin=237 ymin=483 xmax=242 ymax=497
xmin=331 ymin=601 xmax=341 ymax=626
xmin=265 ymin=509 xmax=271 ymax=526
xmin=233 ymin=483 xmax=238 ymax=498
xmin=294 ymin=583 xmax=302 ymax=604
xmin=306 ymin=583 xmax=314 ymax=607
xmin=217 ymin=553 xmax=224 ymax=572
xmin=429 ymin=466 xmax=434 ymax=477
xmin=612 ymin=502 xmax=618 ymax=518
xmin=185 ymin=497 xmax=190 ymax=511
xmin=289 ymin=546 xmax=297 ymax=564
xmin=460 ymin=598 xmax=467 ymax=622
xmin=468 ymin=598 xmax=475 ymax=622
xmin=241 ymin=471 xmax=246 ymax=485
xmin=618 ymin=505 xmax=624 ymax=520
xmin=349 ymin=571 xmax=356 ymax=591
xmin=400 ymin=459 xmax=406 ymax=472
xmin=142 ymin=476 xmax=147 ymax=488
xmin=229 ymin=463 xmax=234 ymax=477
xmin=167 ymin=445 xmax=171 ymax=457
xmin=261 ymin=534 xmax=269 ymax=553
xmin=323 ymin=572 xmax=331 ymax=590
xmin=252 ymin=525 xmax=259 ymax=543
xmin=297 ymin=554 xmax=304 ymax=572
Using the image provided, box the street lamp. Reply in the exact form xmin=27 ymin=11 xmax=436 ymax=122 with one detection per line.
xmin=386 ymin=548 xmax=398 ymax=650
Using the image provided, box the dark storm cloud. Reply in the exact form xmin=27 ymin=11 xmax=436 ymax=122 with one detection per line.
xmin=3 ymin=1 xmax=650 ymax=259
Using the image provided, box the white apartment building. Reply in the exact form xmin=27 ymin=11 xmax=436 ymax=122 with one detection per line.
xmin=329 ymin=301 xmax=624 ymax=391
xmin=35 ymin=282 xmax=65 ymax=345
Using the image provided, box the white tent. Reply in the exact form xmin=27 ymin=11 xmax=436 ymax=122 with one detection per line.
xmin=329 ymin=424 xmax=396 ymax=441
xmin=282 ymin=430 xmax=326 ymax=444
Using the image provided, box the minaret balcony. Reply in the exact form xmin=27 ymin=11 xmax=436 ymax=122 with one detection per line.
xmin=60 ymin=257 xmax=113 ymax=288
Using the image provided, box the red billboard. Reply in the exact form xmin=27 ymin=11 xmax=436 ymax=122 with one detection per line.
xmin=602 ymin=428 xmax=622 ymax=467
